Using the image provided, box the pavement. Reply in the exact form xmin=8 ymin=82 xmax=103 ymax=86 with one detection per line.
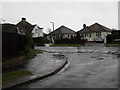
xmin=2 ymin=52 xmax=68 ymax=89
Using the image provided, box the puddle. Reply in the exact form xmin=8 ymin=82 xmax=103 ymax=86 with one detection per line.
xmin=97 ymin=57 xmax=104 ymax=60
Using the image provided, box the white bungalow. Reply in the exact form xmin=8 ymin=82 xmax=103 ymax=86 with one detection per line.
xmin=78 ymin=23 xmax=112 ymax=43
xmin=32 ymin=24 xmax=43 ymax=38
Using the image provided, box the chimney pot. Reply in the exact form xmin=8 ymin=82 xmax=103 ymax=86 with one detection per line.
xmin=22 ymin=18 xmax=26 ymax=21
xmin=83 ymin=24 xmax=86 ymax=29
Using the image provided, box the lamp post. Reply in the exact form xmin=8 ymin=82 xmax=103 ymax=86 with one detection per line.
xmin=50 ymin=22 xmax=55 ymax=43
xmin=50 ymin=22 xmax=54 ymax=31
xmin=50 ymin=22 xmax=56 ymax=63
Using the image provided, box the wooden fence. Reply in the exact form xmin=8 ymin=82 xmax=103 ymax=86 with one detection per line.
xmin=2 ymin=24 xmax=26 ymax=60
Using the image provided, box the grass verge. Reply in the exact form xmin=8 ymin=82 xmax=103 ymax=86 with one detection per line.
xmin=50 ymin=44 xmax=81 ymax=47
xmin=33 ymin=50 xmax=43 ymax=54
xmin=105 ymin=43 xmax=120 ymax=46
xmin=2 ymin=70 xmax=32 ymax=83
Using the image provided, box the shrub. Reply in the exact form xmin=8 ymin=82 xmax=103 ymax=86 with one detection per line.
xmin=106 ymin=34 xmax=113 ymax=44
xmin=33 ymin=37 xmax=46 ymax=46
xmin=24 ymin=46 xmax=35 ymax=59
xmin=54 ymin=37 xmax=84 ymax=44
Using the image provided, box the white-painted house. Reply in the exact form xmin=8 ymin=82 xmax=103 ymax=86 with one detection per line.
xmin=78 ymin=23 xmax=112 ymax=43
xmin=32 ymin=24 xmax=43 ymax=38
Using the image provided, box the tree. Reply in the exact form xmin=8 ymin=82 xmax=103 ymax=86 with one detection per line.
xmin=47 ymin=28 xmax=52 ymax=34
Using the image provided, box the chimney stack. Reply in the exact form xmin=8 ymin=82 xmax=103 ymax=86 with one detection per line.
xmin=22 ymin=17 xmax=26 ymax=21
xmin=83 ymin=24 xmax=86 ymax=29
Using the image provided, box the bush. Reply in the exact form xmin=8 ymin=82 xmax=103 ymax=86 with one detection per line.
xmin=33 ymin=37 xmax=46 ymax=46
xmin=24 ymin=46 xmax=35 ymax=59
xmin=106 ymin=34 xmax=113 ymax=44
xmin=54 ymin=37 xmax=84 ymax=44
xmin=54 ymin=38 xmax=70 ymax=44
xmin=24 ymin=46 xmax=43 ymax=59
xmin=26 ymin=34 xmax=34 ymax=49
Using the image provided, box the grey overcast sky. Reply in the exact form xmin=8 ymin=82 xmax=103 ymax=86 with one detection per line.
xmin=118 ymin=1 xmax=120 ymax=30
xmin=1 ymin=1 xmax=118 ymax=33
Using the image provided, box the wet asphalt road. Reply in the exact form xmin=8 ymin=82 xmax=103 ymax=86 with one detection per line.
xmin=18 ymin=43 xmax=119 ymax=88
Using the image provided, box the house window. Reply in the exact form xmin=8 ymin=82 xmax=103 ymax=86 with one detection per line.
xmin=60 ymin=35 xmax=63 ymax=39
xmin=32 ymin=33 xmax=34 ymax=36
xmin=57 ymin=35 xmax=59 ymax=39
xmin=98 ymin=32 xmax=101 ymax=37
xmin=68 ymin=35 xmax=69 ymax=37
xmin=96 ymin=32 xmax=98 ymax=36
xmin=68 ymin=35 xmax=71 ymax=38
xmin=96 ymin=32 xmax=101 ymax=37
xmin=99 ymin=32 xmax=101 ymax=36
xmin=89 ymin=34 xmax=91 ymax=37
xmin=35 ymin=29 xmax=37 ymax=33
xmin=71 ymin=35 xmax=73 ymax=38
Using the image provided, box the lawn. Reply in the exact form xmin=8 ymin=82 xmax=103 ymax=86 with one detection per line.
xmin=50 ymin=44 xmax=81 ymax=47
xmin=105 ymin=43 xmax=120 ymax=46
xmin=2 ymin=70 xmax=32 ymax=83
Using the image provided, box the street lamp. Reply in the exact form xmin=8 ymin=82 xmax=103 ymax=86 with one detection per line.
xmin=50 ymin=22 xmax=54 ymax=31
xmin=50 ymin=22 xmax=55 ymax=44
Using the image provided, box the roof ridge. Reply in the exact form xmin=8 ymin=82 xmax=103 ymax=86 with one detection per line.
xmin=60 ymin=25 xmax=75 ymax=32
xmin=95 ymin=23 xmax=111 ymax=32
xmin=49 ymin=25 xmax=75 ymax=35
xmin=64 ymin=26 xmax=75 ymax=32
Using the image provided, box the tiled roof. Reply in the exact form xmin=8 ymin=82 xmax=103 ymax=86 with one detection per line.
xmin=89 ymin=23 xmax=111 ymax=32
xmin=79 ymin=27 xmax=91 ymax=34
xmin=49 ymin=25 xmax=76 ymax=35
xmin=16 ymin=20 xmax=34 ymax=34
xmin=79 ymin=23 xmax=111 ymax=34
